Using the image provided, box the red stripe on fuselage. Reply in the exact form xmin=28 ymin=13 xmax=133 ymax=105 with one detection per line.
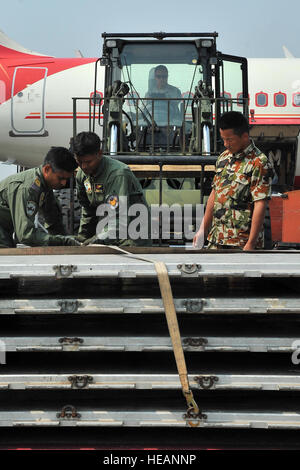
xmin=250 ymin=118 xmax=300 ymax=125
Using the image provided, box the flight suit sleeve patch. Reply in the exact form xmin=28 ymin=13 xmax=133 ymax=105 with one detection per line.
xmin=31 ymin=178 xmax=41 ymax=192
xmin=106 ymin=194 xmax=119 ymax=209
xmin=26 ymin=201 xmax=38 ymax=217
xmin=94 ymin=183 xmax=104 ymax=193
xmin=84 ymin=181 xmax=92 ymax=193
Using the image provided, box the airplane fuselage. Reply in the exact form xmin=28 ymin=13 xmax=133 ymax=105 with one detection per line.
xmin=0 ymin=32 xmax=300 ymax=185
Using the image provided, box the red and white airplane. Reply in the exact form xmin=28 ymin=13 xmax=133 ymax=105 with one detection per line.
xmin=0 ymin=30 xmax=300 ymax=183
xmin=0 ymin=30 xmax=103 ymax=169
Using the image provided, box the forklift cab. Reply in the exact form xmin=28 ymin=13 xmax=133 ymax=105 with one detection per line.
xmin=99 ymin=33 xmax=248 ymax=156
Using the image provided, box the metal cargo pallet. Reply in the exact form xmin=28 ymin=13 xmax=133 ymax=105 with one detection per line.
xmin=1 ymin=248 xmax=300 ymax=439
xmin=0 ymin=250 xmax=300 ymax=279
xmin=2 ymin=409 xmax=300 ymax=429
xmin=1 ymin=297 xmax=300 ymax=314
xmin=0 ymin=335 xmax=299 ymax=352
xmin=1 ymin=373 xmax=300 ymax=391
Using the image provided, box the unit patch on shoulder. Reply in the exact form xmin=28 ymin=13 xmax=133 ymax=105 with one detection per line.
xmin=94 ymin=183 xmax=104 ymax=193
xmin=106 ymin=194 xmax=119 ymax=209
xmin=31 ymin=178 xmax=41 ymax=193
xmin=84 ymin=180 xmax=92 ymax=193
xmin=26 ymin=200 xmax=37 ymax=217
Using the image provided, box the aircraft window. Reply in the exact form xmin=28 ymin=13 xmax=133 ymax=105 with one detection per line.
xmin=221 ymin=92 xmax=231 ymax=99
xmin=274 ymin=92 xmax=286 ymax=107
xmin=237 ymin=92 xmax=249 ymax=107
xmin=255 ymin=92 xmax=268 ymax=107
xmin=90 ymin=91 xmax=103 ymax=106
xmin=293 ymin=93 xmax=300 ymax=107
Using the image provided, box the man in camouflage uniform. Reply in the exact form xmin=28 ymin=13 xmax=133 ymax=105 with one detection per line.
xmin=193 ymin=111 xmax=273 ymax=250
xmin=0 ymin=147 xmax=79 ymax=248
xmin=74 ymin=131 xmax=150 ymax=246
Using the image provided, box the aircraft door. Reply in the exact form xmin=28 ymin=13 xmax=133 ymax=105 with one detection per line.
xmin=215 ymin=54 xmax=248 ymax=122
xmin=10 ymin=66 xmax=48 ymax=136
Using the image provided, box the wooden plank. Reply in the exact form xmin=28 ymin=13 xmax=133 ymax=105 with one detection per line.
xmin=0 ymin=245 xmax=203 ymax=256
xmin=0 ymin=246 xmax=286 ymax=256
xmin=129 ymin=164 xmax=215 ymax=172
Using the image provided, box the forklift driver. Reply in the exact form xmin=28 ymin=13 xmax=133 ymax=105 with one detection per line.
xmin=145 ymin=65 xmax=182 ymax=127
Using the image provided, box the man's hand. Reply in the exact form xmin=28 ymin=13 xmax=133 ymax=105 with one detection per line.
xmin=244 ymin=199 xmax=267 ymax=251
xmin=81 ymin=235 xmax=98 ymax=246
xmin=192 ymin=189 xmax=215 ymax=249
xmin=64 ymin=236 xmax=81 ymax=246
xmin=193 ymin=228 xmax=205 ymax=249
xmin=243 ymin=241 xmax=256 ymax=251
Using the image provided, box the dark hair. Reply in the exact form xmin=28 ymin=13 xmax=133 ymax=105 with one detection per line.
xmin=155 ymin=65 xmax=168 ymax=76
xmin=72 ymin=132 xmax=101 ymax=157
xmin=219 ymin=111 xmax=249 ymax=136
xmin=43 ymin=147 xmax=77 ymax=172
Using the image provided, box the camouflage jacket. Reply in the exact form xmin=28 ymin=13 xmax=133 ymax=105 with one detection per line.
xmin=207 ymin=140 xmax=273 ymax=248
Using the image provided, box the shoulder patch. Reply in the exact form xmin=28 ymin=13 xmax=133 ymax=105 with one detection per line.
xmin=106 ymin=194 xmax=119 ymax=209
xmin=84 ymin=180 xmax=92 ymax=193
xmin=94 ymin=183 xmax=104 ymax=193
xmin=31 ymin=178 xmax=41 ymax=193
xmin=26 ymin=200 xmax=37 ymax=217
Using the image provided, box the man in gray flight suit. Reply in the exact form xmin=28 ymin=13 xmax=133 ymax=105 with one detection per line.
xmin=74 ymin=131 xmax=150 ymax=246
xmin=0 ymin=146 xmax=80 ymax=248
xmin=145 ymin=65 xmax=182 ymax=126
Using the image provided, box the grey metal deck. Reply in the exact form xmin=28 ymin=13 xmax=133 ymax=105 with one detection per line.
xmin=1 ymin=248 xmax=300 ymax=436
xmin=1 ymin=409 xmax=300 ymax=429
xmin=0 ymin=251 xmax=300 ymax=278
